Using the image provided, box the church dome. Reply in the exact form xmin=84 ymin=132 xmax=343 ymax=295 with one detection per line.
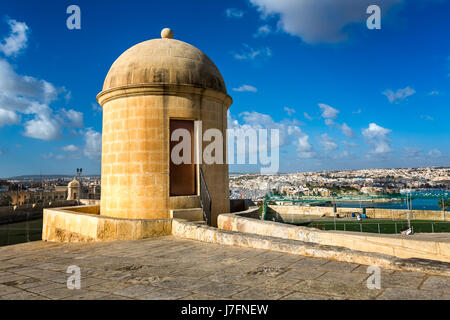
xmin=100 ymin=28 xmax=227 ymax=95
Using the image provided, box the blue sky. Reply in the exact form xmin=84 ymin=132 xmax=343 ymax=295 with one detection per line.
xmin=0 ymin=0 xmax=449 ymax=176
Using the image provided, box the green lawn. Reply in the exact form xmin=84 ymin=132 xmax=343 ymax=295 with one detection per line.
xmin=0 ymin=219 xmax=43 ymax=247
xmin=290 ymin=219 xmax=450 ymax=234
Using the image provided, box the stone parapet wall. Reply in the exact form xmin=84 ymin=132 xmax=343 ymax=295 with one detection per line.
xmin=43 ymin=205 xmax=171 ymax=242
xmin=218 ymin=213 xmax=450 ymax=263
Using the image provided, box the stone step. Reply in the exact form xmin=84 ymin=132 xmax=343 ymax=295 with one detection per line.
xmin=169 ymin=195 xmax=201 ymax=209
xmin=170 ymin=208 xmax=204 ymax=222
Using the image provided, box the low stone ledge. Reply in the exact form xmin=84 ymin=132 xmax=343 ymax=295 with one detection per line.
xmin=232 ymin=205 xmax=261 ymax=219
xmin=173 ymin=219 xmax=450 ymax=276
xmin=218 ymin=213 xmax=450 ymax=263
xmin=43 ymin=206 xmax=172 ymax=243
xmin=392 ymin=257 xmax=450 ymax=276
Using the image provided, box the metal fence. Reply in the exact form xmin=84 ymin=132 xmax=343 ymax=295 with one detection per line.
xmin=199 ymin=168 xmax=212 ymax=226
xmin=308 ymin=221 xmax=449 ymax=234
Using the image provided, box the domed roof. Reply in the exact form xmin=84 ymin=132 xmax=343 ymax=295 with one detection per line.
xmin=68 ymin=178 xmax=80 ymax=188
xmin=101 ymin=28 xmax=227 ymax=95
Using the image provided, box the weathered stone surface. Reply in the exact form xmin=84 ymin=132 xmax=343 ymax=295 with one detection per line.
xmin=420 ymin=275 xmax=450 ymax=292
xmin=232 ymin=287 xmax=292 ymax=300
xmin=377 ymin=288 xmax=450 ymax=300
xmin=43 ymin=207 xmax=172 ymax=242
xmin=290 ymin=280 xmax=380 ymax=299
xmin=318 ymin=272 xmax=368 ymax=284
xmin=0 ymin=237 xmax=448 ymax=300
xmin=174 ymin=220 xmax=450 ymax=276
xmin=194 ymin=282 xmax=248 ymax=298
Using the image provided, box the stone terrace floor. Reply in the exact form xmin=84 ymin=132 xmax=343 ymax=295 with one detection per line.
xmin=0 ymin=236 xmax=449 ymax=300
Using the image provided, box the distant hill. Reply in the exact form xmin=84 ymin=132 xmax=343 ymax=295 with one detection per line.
xmin=6 ymin=174 xmax=100 ymax=180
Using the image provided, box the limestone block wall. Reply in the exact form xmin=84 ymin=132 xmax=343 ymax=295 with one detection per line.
xmin=101 ymin=94 xmax=169 ymax=220
xmin=43 ymin=206 xmax=171 ymax=242
xmin=199 ymin=97 xmax=230 ymax=226
xmin=218 ymin=213 xmax=450 ymax=262
xmin=100 ymin=89 xmax=229 ymax=224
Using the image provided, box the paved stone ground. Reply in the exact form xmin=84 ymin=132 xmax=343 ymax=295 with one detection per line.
xmin=0 ymin=236 xmax=449 ymax=300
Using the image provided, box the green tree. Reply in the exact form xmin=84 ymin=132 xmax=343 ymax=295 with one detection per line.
xmin=438 ymin=199 xmax=450 ymax=211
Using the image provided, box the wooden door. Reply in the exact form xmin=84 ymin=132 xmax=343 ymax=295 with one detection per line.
xmin=169 ymin=120 xmax=196 ymax=196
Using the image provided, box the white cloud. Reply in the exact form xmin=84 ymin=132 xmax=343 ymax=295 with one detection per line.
xmin=343 ymin=140 xmax=359 ymax=148
xmin=55 ymin=140 xmax=96 ymax=161
xmin=303 ymin=112 xmax=314 ymax=121
xmin=295 ymin=134 xmax=315 ymax=158
xmin=0 ymin=58 xmax=83 ymax=140
xmin=0 ymin=108 xmax=20 ymax=126
xmin=232 ymin=84 xmax=258 ymax=93
xmin=284 ymin=107 xmax=295 ymax=116
xmin=249 ymin=0 xmax=402 ymax=44
xmin=420 ymin=115 xmax=434 ymax=121
xmin=233 ymin=44 xmax=272 ymax=61
xmin=92 ymin=102 xmax=102 ymax=113
xmin=320 ymin=133 xmax=338 ymax=151
xmin=362 ymin=123 xmax=392 ymax=154
xmin=226 ymin=8 xmax=244 ymax=18
xmin=403 ymin=147 xmax=422 ymax=158
xmin=0 ymin=59 xmax=59 ymax=105
xmin=228 ymin=110 xmax=314 ymax=159
xmin=382 ymin=86 xmax=416 ymax=104
xmin=22 ymin=103 xmax=62 ymax=141
xmin=287 ymin=125 xmax=315 ymax=158
xmin=64 ymin=91 xmax=72 ymax=101
xmin=333 ymin=151 xmax=351 ymax=159
xmin=0 ymin=24 xmax=70 ymax=140
xmin=318 ymin=103 xmax=355 ymax=138
xmin=428 ymin=149 xmax=442 ymax=158
xmin=61 ymin=108 xmax=83 ymax=127
xmin=40 ymin=152 xmax=54 ymax=160
xmin=254 ymin=24 xmax=272 ymax=37
xmin=233 ymin=111 xmax=289 ymax=147
xmin=339 ymin=123 xmax=355 ymax=139
xmin=62 ymin=144 xmax=79 ymax=152
xmin=428 ymin=90 xmax=440 ymax=96
xmin=319 ymin=103 xmax=339 ymax=120
xmin=84 ymin=128 xmax=102 ymax=161
xmin=0 ymin=18 xmax=29 ymax=56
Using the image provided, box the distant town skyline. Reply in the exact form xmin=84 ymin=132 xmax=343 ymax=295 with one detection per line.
xmin=3 ymin=165 xmax=450 ymax=180
xmin=0 ymin=0 xmax=449 ymax=176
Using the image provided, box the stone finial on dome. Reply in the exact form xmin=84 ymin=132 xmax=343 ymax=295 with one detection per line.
xmin=161 ymin=28 xmax=174 ymax=39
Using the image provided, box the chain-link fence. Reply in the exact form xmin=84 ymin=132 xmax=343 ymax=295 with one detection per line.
xmin=263 ymin=194 xmax=450 ymax=234
xmin=309 ymin=220 xmax=450 ymax=234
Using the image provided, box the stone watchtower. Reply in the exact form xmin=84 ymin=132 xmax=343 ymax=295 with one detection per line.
xmin=97 ymin=28 xmax=232 ymax=226
xmin=67 ymin=178 xmax=80 ymax=201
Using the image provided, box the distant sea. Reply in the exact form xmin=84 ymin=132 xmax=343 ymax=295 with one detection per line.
xmin=337 ymin=190 xmax=448 ymax=211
